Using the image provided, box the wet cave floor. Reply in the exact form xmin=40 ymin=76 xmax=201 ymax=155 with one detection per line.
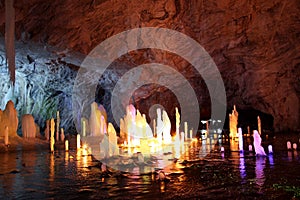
xmin=0 ymin=132 xmax=299 ymax=200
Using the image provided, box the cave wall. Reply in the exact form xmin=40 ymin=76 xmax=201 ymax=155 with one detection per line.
xmin=0 ymin=38 xmax=79 ymax=133
xmin=0 ymin=0 xmax=299 ymax=132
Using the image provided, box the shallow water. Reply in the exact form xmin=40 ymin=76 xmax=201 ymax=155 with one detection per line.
xmin=0 ymin=134 xmax=300 ymax=199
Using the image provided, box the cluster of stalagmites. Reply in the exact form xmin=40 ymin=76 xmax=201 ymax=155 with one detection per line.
xmin=0 ymin=100 xmax=40 ymax=145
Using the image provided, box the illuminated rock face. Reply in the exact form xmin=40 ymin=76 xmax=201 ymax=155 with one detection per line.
xmin=21 ymin=114 xmax=36 ymax=138
xmin=0 ymin=0 xmax=299 ymax=132
xmin=0 ymin=100 xmax=18 ymax=136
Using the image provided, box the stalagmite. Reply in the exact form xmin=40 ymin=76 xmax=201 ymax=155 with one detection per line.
xmin=229 ymin=105 xmax=238 ymax=138
xmin=175 ymin=107 xmax=180 ymax=136
xmin=65 ymin=140 xmax=69 ymax=151
xmin=56 ymin=111 xmax=60 ymax=141
xmin=21 ymin=114 xmax=36 ymax=138
xmin=77 ymin=134 xmax=81 ymax=149
xmin=257 ymin=116 xmax=261 ymax=135
xmin=238 ymin=128 xmax=243 ymax=151
xmin=253 ymin=130 xmax=266 ymax=156
xmin=89 ymin=102 xmax=101 ymax=136
xmin=189 ymin=129 xmax=193 ymax=139
xmin=0 ymin=100 xmax=18 ymax=137
xmin=184 ymin=122 xmax=188 ymax=140
xmin=156 ymin=108 xmax=163 ymax=142
xmin=108 ymin=123 xmax=119 ymax=156
xmin=60 ymin=128 xmax=65 ymax=141
xmin=4 ymin=126 xmax=9 ymax=145
xmin=50 ymin=118 xmax=55 ymax=152
xmin=162 ymin=110 xmax=171 ymax=144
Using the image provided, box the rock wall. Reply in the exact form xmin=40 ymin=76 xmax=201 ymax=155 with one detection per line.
xmin=0 ymin=0 xmax=299 ymax=132
xmin=0 ymin=38 xmax=79 ymax=133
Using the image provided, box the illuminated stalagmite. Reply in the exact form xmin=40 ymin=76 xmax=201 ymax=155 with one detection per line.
xmin=229 ymin=105 xmax=238 ymax=138
xmin=0 ymin=100 xmax=18 ymax=137
xmin=22 ymin=114 xmax=36 ymax=138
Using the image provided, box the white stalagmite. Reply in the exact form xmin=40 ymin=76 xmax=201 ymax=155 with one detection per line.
xmin=77 ymin=134 xmax=81 ymax=149
xmin=108 ymin=123 xmax=119 ymax=156
xmin=287 ymin=141 xmax=292 ymax=150
xmin=184 ymin=122 xmax=188 ymax=140
xmin=65 ymin=140 xmax=69 ymax=151
xmin=253 ymin=130 xmax=266 ymax=156
xmin=81 ymin=119 xmax=86 ymax=137
xmin=293 ymin=143 xmax=297 ymax=150
xmin=249 ymin=144 xmax=253 ymax=151
xmin=156 ymin=108 xmax=163 ymax=143
xmin=238 ymin=128 xmax=243 ymax=151
xmin=268 ymin=145 xmax=273 ymax=153
xmin=175 ymin=107 xmax=180 ymax=137
xmin=162 ymin=110 xmax=171 ymax=144
xmin=189 ymin=129 xmax=193 ymax=139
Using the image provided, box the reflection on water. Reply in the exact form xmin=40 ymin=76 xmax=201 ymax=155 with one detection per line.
xmin=255 ymin=157 xmax=266 ymax=189
xmin=230 ymin=138 xmax=239 ymax=152
xmin=269 ymin=154 xmax=274 ymax=168
xmin=239 ymin=152 xmax=246 ymax=183
xmin=0 ymin=136 xmax=300 ymax=199
xmin=288 ymin=151 xmax=293 ymax=161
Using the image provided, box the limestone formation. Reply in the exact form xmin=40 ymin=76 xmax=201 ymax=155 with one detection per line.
xmin=162 ymin=110 xmax=171 ymax=144
xmin=22 ymin=114 xmax=36 ymax=138
xmin=4 ymin=126 xmax=9 ymax=145
xmin=175 ymin=107 xmax=180 ymax=136
xmin=89 ymin=102 xmax=107 ymax=137
xmin=229 ymin=105 xmax=238 ymax=138
xmin=50 ymin=118 xmax=55 ymax=152
xmin=253 ymin=130 xmax=266 ymax=156
xmin=107 ymin=123 xmax=119 ymax=157
xmin=80 ymin=117 xmax=89 ymax=136
xmin=257 ymin=116 xmax=262 ymax=135
xmin=0 ymin=100 xmax=18 ymax=137
xmin=60 ymin=128 xmax=65 ymax=141
xmin=56 ymin=111 xmax=60 ymax=141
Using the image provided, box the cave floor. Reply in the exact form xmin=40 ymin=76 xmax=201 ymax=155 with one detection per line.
xmin=0 ymin=133 xmax=299 ymax=199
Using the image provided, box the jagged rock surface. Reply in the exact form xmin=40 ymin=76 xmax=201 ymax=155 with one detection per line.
xmin=0 ymin=38 xmax=79 ymax=133
xmin=0 ymin=0 xmax=299 ymax=132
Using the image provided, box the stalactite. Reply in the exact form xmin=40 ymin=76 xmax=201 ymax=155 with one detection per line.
xmin=5 ymin=0 xmax=15 ymax=84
